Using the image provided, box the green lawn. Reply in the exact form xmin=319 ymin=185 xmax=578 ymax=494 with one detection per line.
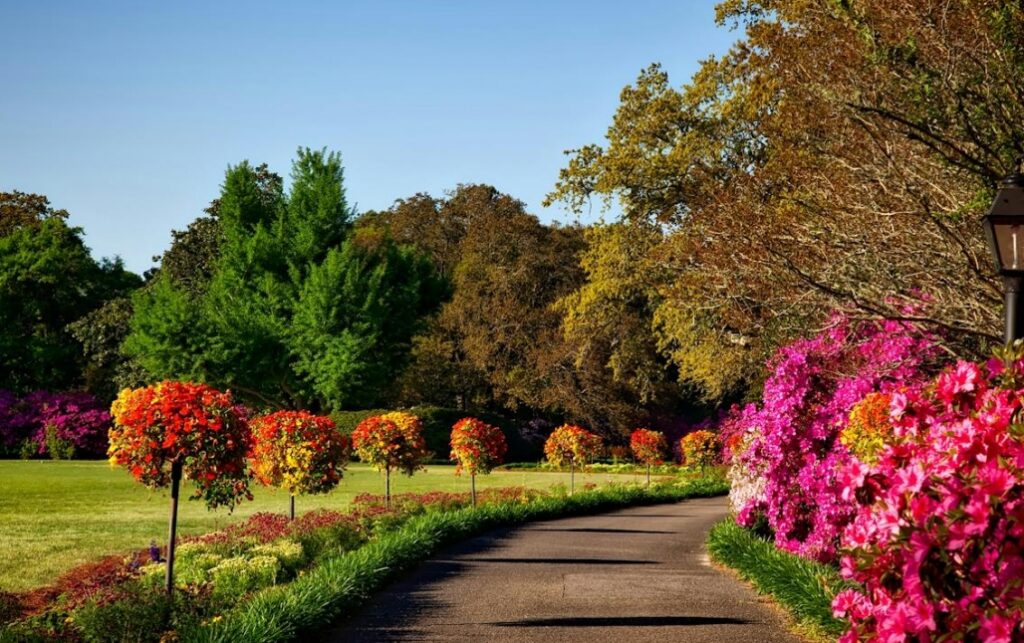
xmin=0 ymin=460 xmax=655 ymax=591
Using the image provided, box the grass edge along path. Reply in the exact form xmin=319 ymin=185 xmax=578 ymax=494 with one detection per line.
xmin=705 ymin=520 xmax=849 ymax=641
xmin=184 ymin=478 xmax=728 ymax=643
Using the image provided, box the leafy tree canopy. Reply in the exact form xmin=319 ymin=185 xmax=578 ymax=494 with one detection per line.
xmin=0 ymin=194 xmax=141 ymax=392
xmin=548 ymin=0 xmax=1024 ymax=397
xmin=0 ymin=191 xmax=69 ymax=237
xmin=126 ymin=148 xmax=444 ymax=411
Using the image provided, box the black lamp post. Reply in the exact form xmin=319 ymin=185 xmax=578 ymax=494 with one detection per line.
xmin=983 ymin=158 xmax=1024 ymax=343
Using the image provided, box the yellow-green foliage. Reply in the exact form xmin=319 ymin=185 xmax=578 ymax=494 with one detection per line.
xmin=250 ymin=539 xmax=304 ymax=572
xmin=209 ymin=555 xmax=280 ymax=599
xmin=137 ymin=562 xmax=166 ymax=589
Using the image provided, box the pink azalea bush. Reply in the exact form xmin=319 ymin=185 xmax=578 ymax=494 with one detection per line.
xmin=0 ymin=390 xmax=111 ymax=458
xmin=833 ymin=352 xmax=1024 ymax=641
xmin=727 ymin=312 xmax=941 ymax=561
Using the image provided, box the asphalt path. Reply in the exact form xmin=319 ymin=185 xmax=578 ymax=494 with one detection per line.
xmin=326 ymin=495 xmax=799 ymax=642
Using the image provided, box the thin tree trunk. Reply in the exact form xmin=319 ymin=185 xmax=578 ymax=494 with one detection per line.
xmin=165 ymin=460 xmax=183 ymax=596
xmin=570 ymin=461 xmax=575 ymax=495
xmin=385 ymin=467 xmax=391 ymax=509
xmin=647 ymin=464 xmax=651 ymax=488
xmin=471 ymin=473 xmax=477 ymax=507
xmin=289 ymin=495 xmax=295 ymax=521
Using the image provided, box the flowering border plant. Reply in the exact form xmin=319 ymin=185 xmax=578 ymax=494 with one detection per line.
xmin=728 ymin=313 xmax=940 ymax=561
xmin=108 ymin=381 xmax=251 ymax=509
xmin=629 ymin=428 xmax=668 ymax=466
xmin=249 ymin=411 xmax=349 ymax=496
xmin=449 ymin=417 xmax=507 ymax=476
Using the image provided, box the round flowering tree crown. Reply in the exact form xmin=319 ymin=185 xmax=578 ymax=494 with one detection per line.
xmin=108 ymin=381 xmax=252 ymax=510
xmin=629 ymin=428 xmax=668 ymax=466
xmin=351 ymin=411 xmax=429 ymax=476
xmin=250 ymin=410 xmax=350 ymax=496
xmin=543 ymin=424 xmax=603 ymax=468
xmin=679 ymin=430 xmax=720 ymax=471
xmin=450 ymin=417 xmax=508 ymax=476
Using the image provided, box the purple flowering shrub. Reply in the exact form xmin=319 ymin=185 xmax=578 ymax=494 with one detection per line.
xmin=0 ymin=391 xmax=111 ymax=459
xmin=726 ymin=312 xmax=941 ymax=562
xmin=833 ymin=353 xmax=1024 ymax=641
xmin=0 ymin=391 xmax=26 ymax=453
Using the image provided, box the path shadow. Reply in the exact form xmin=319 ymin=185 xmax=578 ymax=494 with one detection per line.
xmin=462 ymin=557 xmax=656 ymax=565
xmin=324 ymin=527 xmax=518 ymax=642
xmin=528 ymin=527 xmax=674 ymax=534
xmin=597 ymin=513 xmax=691 ymax=518
xmin=492 ymin=616 xmax=751 ymax=627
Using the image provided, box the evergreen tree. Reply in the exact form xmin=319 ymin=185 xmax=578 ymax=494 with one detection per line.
xmin=126 ymin=148 xmax=442 ymax=410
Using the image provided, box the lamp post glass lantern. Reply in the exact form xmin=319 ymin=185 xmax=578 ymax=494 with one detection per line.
xmin=983 ymin=158 xmax=1024 ymax=343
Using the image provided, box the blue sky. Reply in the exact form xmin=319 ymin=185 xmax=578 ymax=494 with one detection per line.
xmin=1 ymin=1 xmax=738 ymax=273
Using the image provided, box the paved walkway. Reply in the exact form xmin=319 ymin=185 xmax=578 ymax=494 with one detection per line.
xmin=326 ymin=496 xmax=799 ymax=642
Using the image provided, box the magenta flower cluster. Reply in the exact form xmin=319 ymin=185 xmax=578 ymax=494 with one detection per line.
xmin=833 ymin=356 xmax=1024 ymax=641
xmin=0 ymin=390 xmax=112 ymax=457
xmin=728 ymin=313 xmax=940 ymax=561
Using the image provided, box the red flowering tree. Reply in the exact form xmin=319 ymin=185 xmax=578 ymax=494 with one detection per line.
xmin=679 ymin=430 xmax=720 ymax=472
xmin=629 ymin=428 xmax=668 ymax=486
xmin=351 ymin=411 xmax=429 ymax=508
xmin=449 ymin=417 xmax=508 ymax=506
xmin=543 ymin=424 xmax=603 ymax=494
xmin=107 ymin=381 xmax=251 ymax=594
xmin=249 ymin=411 xmax=350 ymax=519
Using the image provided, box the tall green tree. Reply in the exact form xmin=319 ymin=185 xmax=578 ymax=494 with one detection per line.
xmin=291 ymin=228 xmax=446 ymax=409
xmin=361 ymin=185 xmax=658 ymax=431
xmin=0 ymin=193 xmax=141 ymax=392
xmin=68 ymin=297 xmax=149 ymax=400
xmin=127 ymin=148 xmax=442 ymax=410
xmin=0 ymin=191 xmax=69 ymax=236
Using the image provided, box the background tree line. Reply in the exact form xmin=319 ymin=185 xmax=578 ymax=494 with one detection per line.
xmin=0 ymin=152 xmax=701 ymax=441
xmin=3 ymin=0 xmax=1020 ymax=442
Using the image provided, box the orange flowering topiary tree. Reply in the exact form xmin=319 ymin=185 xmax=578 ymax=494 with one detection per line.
xmin=543 ymin=424 xmax=603 ymax=494
xmin=629 ymin=428 xmax=668 ymax=486
xmin=449 ymin=417 xmax=508 ymax=506
xmin=108 ymin=381 xmax=251 ymax=594
xmin=249 ymin=410 xmax=350 ymax=519
xmin=351 ymin=411 xmax=429 ymax=508
xmin=679 ymin=430 xmax=720 ymax=472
